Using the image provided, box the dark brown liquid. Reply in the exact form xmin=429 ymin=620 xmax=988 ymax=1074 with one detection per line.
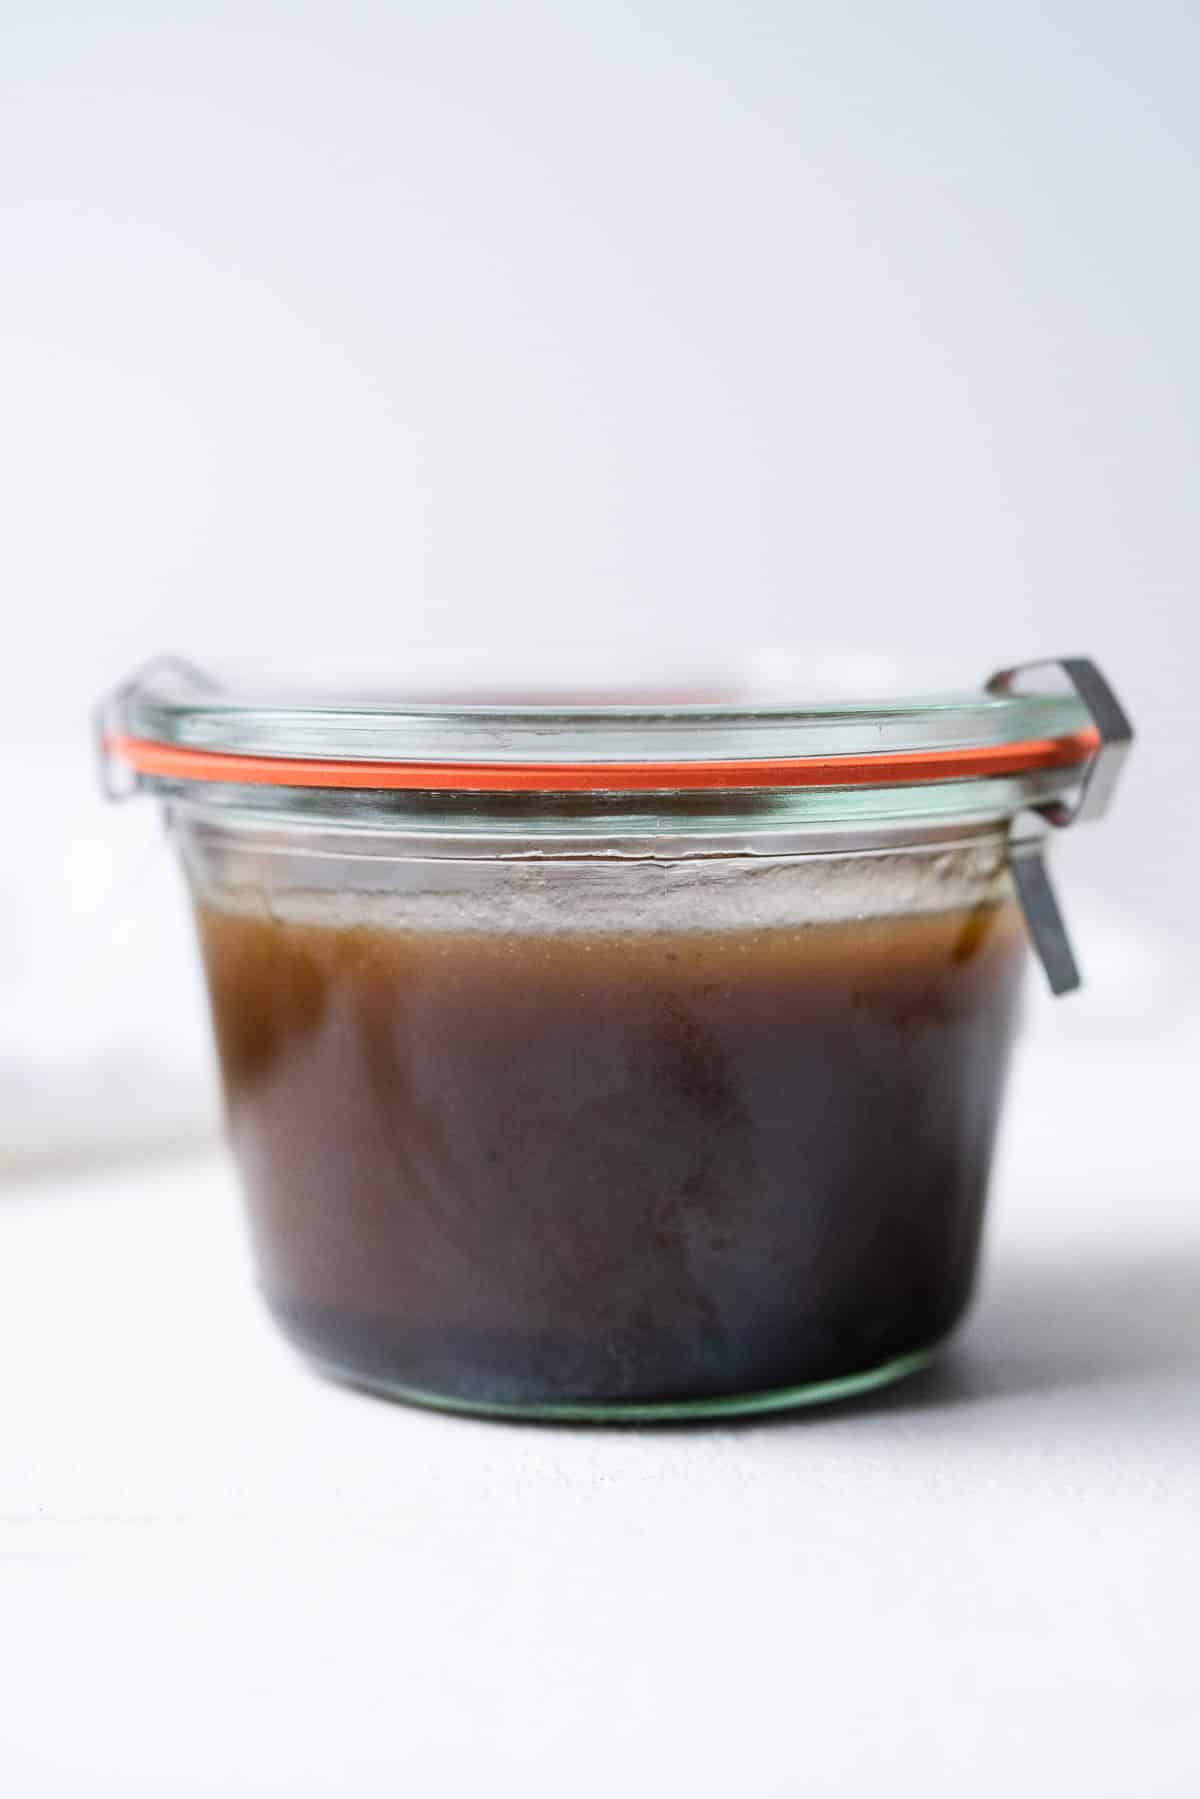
xmin=197 ymin=900 xmax=1025 ymax=1409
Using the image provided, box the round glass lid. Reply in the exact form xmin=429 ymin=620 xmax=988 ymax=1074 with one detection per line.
xmin=100 ymin=653 xmax=1101 ymax=794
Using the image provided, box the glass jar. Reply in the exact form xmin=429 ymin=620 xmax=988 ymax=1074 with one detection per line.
xmin=97 ymin=656 xmax=1131 ymax=1421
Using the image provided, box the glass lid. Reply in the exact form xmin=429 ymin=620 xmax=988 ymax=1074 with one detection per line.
xmin=100 ymin=652 xmax=1102 ymax=795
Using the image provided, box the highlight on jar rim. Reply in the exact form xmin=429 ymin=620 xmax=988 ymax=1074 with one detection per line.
xmin=96 ymin=652 xmax=1133 ymax=1422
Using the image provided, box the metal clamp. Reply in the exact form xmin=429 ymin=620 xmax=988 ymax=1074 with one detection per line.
xmin=985 ymin=657 xmax=1134 ymax=997
xmin=93 ymin=655 xmax=219 ymax=801
xmin=987 ymin=655 xmax=1134 ymax=827
xmin=1005 ymin=838 xmax=1082 ymax=997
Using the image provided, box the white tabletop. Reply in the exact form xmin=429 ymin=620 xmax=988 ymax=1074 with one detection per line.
xmin=3 ymin=1025 xmax=1198 ymax=1797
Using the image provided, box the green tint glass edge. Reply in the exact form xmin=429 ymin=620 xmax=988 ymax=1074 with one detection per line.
xmin=305 ymin=1345 xmax=937 ymax=1423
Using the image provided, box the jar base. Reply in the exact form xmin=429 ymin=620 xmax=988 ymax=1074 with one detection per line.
xmin=297 ymin=1344 xmax=937 ymax=1424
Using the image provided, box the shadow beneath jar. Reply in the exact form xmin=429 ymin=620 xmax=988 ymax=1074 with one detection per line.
xmin=831 ymin=1244 xmax=1200 ymax=1419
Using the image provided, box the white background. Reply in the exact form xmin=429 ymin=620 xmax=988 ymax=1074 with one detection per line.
xmin=2 ymin=4 xmax=1198 ymax=1793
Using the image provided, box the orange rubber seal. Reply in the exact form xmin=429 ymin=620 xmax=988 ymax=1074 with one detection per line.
xmin=109 ymin=727 xmax=1101 ymax=792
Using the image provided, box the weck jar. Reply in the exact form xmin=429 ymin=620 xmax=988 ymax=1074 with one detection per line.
xmin=96 ymin=655 xmax=1131 ymax=1420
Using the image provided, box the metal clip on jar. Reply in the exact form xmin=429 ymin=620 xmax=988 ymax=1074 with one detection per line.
xmin=97 ymin=656 xmax=1132 ymax=1421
